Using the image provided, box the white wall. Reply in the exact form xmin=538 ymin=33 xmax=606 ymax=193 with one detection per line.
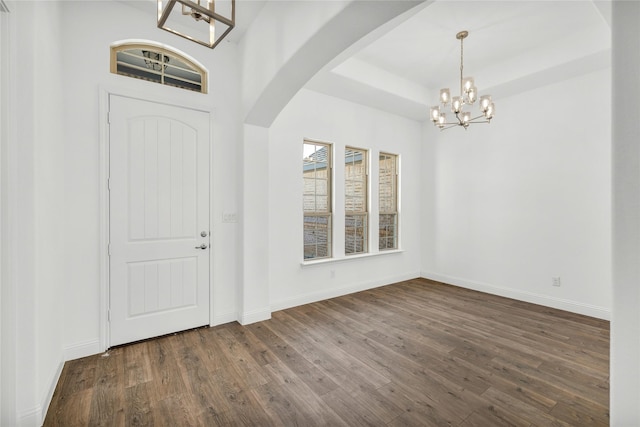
xmin=239 ymin=124 xmax=271 ymax=323
xmin=11 ymin=3 xmax=38 ymax=421
xmin=240 ymin=0 xmax=347 ymax=122
xmin=422 ymin=67 xmax=611 ymax=319
xmin=611 ymin=1 xmax=640 ymax=423
xmin=58 ymin=0 xmax=242 ymax=356
xmin=33 ymin=1 xmax=66 ymax=422
xmin=2 ymin=1 xmax=67 ymax=424
xmin=0 ymin=4 xmax=11 ymax=426
xmin=268 ymin=88 xmax=422 ymax=310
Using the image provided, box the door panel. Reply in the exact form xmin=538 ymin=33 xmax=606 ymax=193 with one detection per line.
xmin=127 ymin=117 xmax=197 ymax=241
xmin=127 ymin=258 xmax=197 ymax=316
xmin=109 ymin=95 xmax=210 ymax=347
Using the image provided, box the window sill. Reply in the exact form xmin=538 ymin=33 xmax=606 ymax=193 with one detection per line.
xmin=301 ymin=249 xmax=404 ymax=267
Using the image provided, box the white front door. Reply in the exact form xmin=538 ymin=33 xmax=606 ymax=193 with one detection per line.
xmin=109 ymin=95 xmax=210 ymax=347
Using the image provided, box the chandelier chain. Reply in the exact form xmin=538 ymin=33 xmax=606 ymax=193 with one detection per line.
xmin=460 ymin=36 xmax=464 ymax=98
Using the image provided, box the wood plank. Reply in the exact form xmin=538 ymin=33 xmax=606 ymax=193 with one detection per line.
xmin=460 ymin=405 xmax=532 ymax=427
xmin=378 ymin=381 xmax=467 ymax=426
xmin=245 ymin=321 xmax=340 ymax=396
xmin=44 ymin=388 xmax=94 ymax=427
xmin=151 ymin=393 xmax=199 ymax=426
xmin=269 ymin=310 xmax=391 ymax=393
xmin=145 ymin=335 xmax=188 ymax=401
xmin=124 ymin=382 xmax=153 ymax=426
xmin=206 ymin=364 xmax=274 ymax=426
xmin=251 ymin=366 xmax=347 ymax=426
xmin=481 ymin=386 xmax=574 ymax=427
xmin=123 ymin=341 xmax=153 ymax=388
xmin=320 ymin=387 xmax=389 ymax=426
xmin=207 ymin=325 xmax=269 ymax=389
xmin=170 ymin=331 xmax=236 ymax=424
xmin=550 ymin=399 xmax=610 ymax=426
xmin=224 ymin=321 xmax=279 ymax=366
xmin=44 ymin=278 xmax=610 ymax=426
xmin=87 ymin=348 xmax=126 ymax=426
xmin=59 ymin=355 xmax=98 ymax=395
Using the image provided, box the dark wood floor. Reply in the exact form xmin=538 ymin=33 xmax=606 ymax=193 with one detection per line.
xmin=44 ymin=278 xmax=609 ymax=426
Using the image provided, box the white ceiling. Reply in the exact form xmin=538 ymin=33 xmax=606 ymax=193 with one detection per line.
xmin=120 ymin=0 xmax=611 ymax=120
xmin=308 ymin=0 xmax=611 ymax=120
xmin=353 ymin=1 xmax=610 ymax=90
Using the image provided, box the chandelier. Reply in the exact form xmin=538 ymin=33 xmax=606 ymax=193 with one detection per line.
xmin=157 ymin=0 xmax=235 ymax=49
xmin=429 ymin=31 xmax=495 ymax=130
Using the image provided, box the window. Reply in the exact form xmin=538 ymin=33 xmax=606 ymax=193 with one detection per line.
xmin=303 ymin=141 xmax=332 ymax=259
xmin=110 ymin=42 xmax=207 ymax=93
xmin=345 ymin=147 xmax=368 ymax=255
xmin=379 ymin=153 xmax=398 ymax=250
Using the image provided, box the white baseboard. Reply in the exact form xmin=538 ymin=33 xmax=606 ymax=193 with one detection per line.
xmin=17 ymin=357 xmax=64 ymax=427
xmin=238 ymin=307 xmax=272 ymax=325
xmin=271 ymin=271 xmax=421 ymax=313
xmin=64 ymin=338 xmax=101 ymax=362
xmin=17 ymin=406 xmax=39 ymax=427
xmin=39 ymin=358 xmax=64 ymax=426
xmin=421 ymin=271 xmax=611 ymax=320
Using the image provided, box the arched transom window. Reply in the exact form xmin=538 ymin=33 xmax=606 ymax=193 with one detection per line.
xmin=110 ymin=42 xmax=207 ymax=93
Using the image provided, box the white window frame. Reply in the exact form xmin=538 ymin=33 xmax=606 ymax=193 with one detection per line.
xmin=303 ymin=140 xmax=333 ymax=260
xmin=110 ymin=41 xmax=208 ymax=94
xmin=345 ymin=146 xmax=368 ymax=255
xmin=379 ymin=152 xmax=399 ymax=250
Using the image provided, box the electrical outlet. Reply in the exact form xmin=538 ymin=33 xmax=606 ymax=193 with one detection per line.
xmin=552 ymin=277 xmax=561 ymax=287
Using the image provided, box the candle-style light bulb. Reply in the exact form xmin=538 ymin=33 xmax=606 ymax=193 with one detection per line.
xmin=485 ymin=102 xmax=495 ymax=119
xmin=440 ymin=88 xmax=451 ymax=105
xmin=462 ymin=77 xmax=474 ymax=93
xmin=480 ymin=95 xmax=492 ymax=112
xmin=451 ymin=96 xmax=462 ymax=114
xmin=468 ymin=86 xmax=477 ymax=104
xmin=430 ymin=107 xmax=440 ymax=123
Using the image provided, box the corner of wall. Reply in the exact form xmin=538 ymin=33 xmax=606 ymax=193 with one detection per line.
xmin=212 ymin=311 xmax=238 ymax=327
xmin=37 ymin=357 xmax=65 ymax=426
xmin=64 ymin=339 xmax=102 ymax=362
xmin=238 ymin=308 xmax=272 ymax=326
xmin=239 ymin=124 xmax=270 ymax=323
xmin=16 ymin=354 xmax=64 ymax=427
xmin=421 ymin=272 xmax=611 ymax=321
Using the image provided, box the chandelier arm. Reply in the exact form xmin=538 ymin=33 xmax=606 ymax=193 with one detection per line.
xmin=439 ymin=124 xmax=460 ymax=131
xmin=468 ymin=115 xmax=490 ymax=122
xmin=435 ymin=118 xmax=490 ymax=130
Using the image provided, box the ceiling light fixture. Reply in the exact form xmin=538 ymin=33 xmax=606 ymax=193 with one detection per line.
xmin=157 ymin=0 xmax=235 ymax=49
xmin=429 ymin=30 xmax=495 ymax=130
